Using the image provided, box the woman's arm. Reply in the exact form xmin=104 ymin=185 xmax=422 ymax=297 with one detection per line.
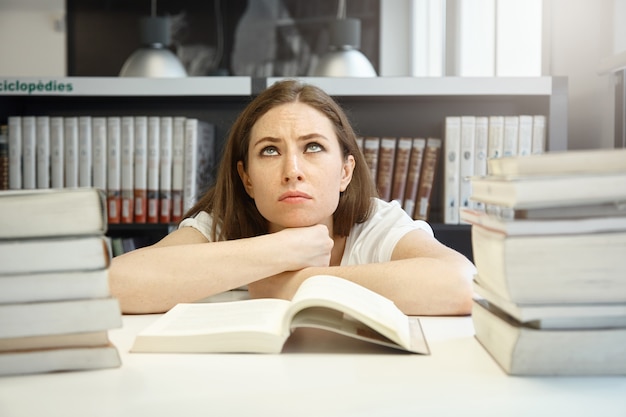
xmin=109 ymin=224 xmax=334 ymax=314
xmin=247 ymin=229 xmax=476 ymax=316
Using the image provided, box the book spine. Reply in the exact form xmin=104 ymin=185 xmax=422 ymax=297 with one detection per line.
xmin=8 ymin=116 xmax=22 ymax=190
xmin=0 ymin=125 xmax=7 ymax=190
xmin=107 ymin=117 xmax=122 ymax=224
xmin=531 ymin=115 xmax=546 ymax=154
xmin=64 ymin=117 xmax=79 ymax=188
xmin=517 ymin=115 xmax=533 ymax=156
xmin=376 ymin=137 xmax=397 ymax=201
xmin=183 ymin=119 xmax=216 ymax=213
xmin=459 ymin=116 xmax=476 ymax=215
xmin=78 ymin=116 xmax=92 ymax=188
xmin=403 ymin=138 xmax=426 ymax=218
xmin=472 ymin=116 xmax=489 ymax=211
xmin=49 ymin=116 xmax=64 ymax=188
xmin=171 ymin=117 xmax=186 ymax=222
xmin=159 ymin=116 xmax=173 ymax=224
xmin=443 ymin=116 xmax=461 ymax=224
xmin=363 ymin=137 xmax=380 ymax=184
xmin=414 ymin=137 xmax=442 ymax=221
xmin=21 ymin=116 xmax=36 ymax=189
xmin=36 ymin=115 xmax=50 ymax=189
xmin=134 ymin=116 xmax=148 ymax=224
xmin=487 ymin=115 xmax=504 ymax=160
xmin=390 ymin=137 xmax=412 ymax=205
xmin=92 ymin=117 xmax=107 ymax=191
xmin=120 ymin=116 xmax=134 ymax=224
xmin=502 ymin=116 xmax=519 ymax=157
xmin=147 ymin=116 xmax=160 ymax=224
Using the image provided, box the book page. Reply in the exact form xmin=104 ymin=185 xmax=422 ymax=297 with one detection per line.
xmin=287 ymin=275 xmax=411 ymax=349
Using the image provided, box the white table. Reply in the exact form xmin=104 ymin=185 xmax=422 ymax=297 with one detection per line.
xmin=1 ymin=314 xmax=625 ymax=417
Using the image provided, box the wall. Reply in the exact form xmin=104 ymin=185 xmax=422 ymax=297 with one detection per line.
xmin=1 ymin=0 xmax=625 ymax=150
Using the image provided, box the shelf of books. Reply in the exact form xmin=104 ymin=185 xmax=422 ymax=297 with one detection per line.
xmin=0 ymin=76 xmax=568 ymax=259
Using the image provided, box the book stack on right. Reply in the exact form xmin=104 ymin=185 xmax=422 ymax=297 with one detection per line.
xmin=463 ymin=148 xmax=626 ymax=376
xmin=0 ymin=188 xmax=122 ymax=376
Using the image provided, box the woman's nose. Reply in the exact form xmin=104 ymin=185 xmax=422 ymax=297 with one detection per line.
xmin=283 ymin=154 xmax=304 ymax=182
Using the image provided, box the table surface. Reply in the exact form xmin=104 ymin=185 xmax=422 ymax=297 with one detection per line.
xmin=1 ymin=313 xmax=625 ymax=417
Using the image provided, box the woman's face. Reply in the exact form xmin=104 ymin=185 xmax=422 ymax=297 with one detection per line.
xmin=238 ymin=102 xmax=355 ymax=234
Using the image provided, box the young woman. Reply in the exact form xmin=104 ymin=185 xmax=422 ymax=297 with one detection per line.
xmin=109 ymin=80 xmax=475 ymax=315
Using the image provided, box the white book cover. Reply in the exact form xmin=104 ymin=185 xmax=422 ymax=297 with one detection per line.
xmin=531 ymin=115 xmax=546 ymax=154
xmin=78 ymin=116 xmax=93 ymax=187
xmin=443 ymin=116 xmax=461 ymax=224
xmin=49 ymin=116 xmax=64 ymax=188
xmin=134 ymin=116 xmax=148 ymax=223
xmin=159 ymin=116 xmax=173 ymax=223
xmin=472 ymin=116 xmax=488 ymax=210
xmin=107 ymin=117 xmax=122 ymax=223
xmin=8 ymin=116 xmax=22 ymax=189
xmin=147 ymin=116 xmax=160 ymax=223
xmin=64 ymin=117 xmax=79 ymax=188
xmin=120 ymin=116 xmax=135 ymax=223
xmin=502 ymin=116 xmax=519 ymax=158
xmin=487 ymin=115 xmax=504 ymax=160
xmin=92 ymin=117 xmax=107 ymax=190
xmin=183 ymin=118 xmax=216 ymax=213
xmin=517 ymin=115 xmax=533 ymax=156
xmin=171 ymin=116 xmax=186 ymax=221
xmin=21 ymin=116 xmax=36 ymax=189
xmin=459 ymin=116 xmax=476 ymax=216
xmin=35 ymin=116 xmax=50 ymax=189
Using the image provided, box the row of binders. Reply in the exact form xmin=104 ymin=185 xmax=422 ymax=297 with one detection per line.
xmin=0 ymin=188 xmax=122 ymax=376
xmin=5 ymin=115 xmax=217 ymax=224
xmin=443 ymin=114 xmax=547 ymax=225
xmin=358 ymin=136 xmax=442 ymax=221
xmin=462 ymin=147 xmax=626 ymax=375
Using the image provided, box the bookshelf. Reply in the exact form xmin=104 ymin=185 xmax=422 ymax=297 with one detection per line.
xmin=0 ymin=76 xmax=568 ymax=259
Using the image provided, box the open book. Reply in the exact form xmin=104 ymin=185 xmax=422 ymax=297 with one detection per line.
xmin=131 ymin=275 xmax=430 ymax=354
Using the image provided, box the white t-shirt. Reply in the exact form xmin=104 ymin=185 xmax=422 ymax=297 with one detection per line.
xmin=179 ymin=198 xmax=433 ymax=265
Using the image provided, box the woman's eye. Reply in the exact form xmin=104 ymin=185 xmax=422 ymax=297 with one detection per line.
xmin=261 ymin=146 xmax=279 ymax=156
xmin=305 ymin=142 xmax=324 ymax=153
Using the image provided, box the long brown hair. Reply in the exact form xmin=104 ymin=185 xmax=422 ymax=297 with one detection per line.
xmin=185 ymin=79 xmax=377 ymax=240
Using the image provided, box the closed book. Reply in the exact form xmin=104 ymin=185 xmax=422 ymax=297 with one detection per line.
xmin=0 ymin=235 xmax=111 ymax=275
xmin=0 ymin=125 xmax=7 ymax=190
xmin=487 ymin=115 xmax=504 ymax=159
xmin=159 ymin=116 xmax=173 ymax=223
xmin=443 ymin=117 xmax=461 ymax=224
xmin=0 ymin=268 xmax=110 ymax=304
xmin=414 ymin=138 xmax=441 ymax=221
xmin=8 ymin=116 xmax=21 ymax=190
xmin=78 ymin=116 xmax=92 ymax=188
xmin=171 ymin=117 xmax=186 ymax=222
xmin=484 ymin=201 xmax=626 ymax=220
xmin=469 ymin=172 xmax=626 ymax=208
xmin=487 ymin=147 xmax=626 ymax=177
xmin=0 ymin=188 xmax=106 ymax=239
xmin=92 ymin=117 xmax=107 ymax=191
xmin=531 ymin=115 xmax=546 ymax=154
xmin=0 ymin=343 xmax=121 ymax=376
xmin=120 ymin=116 xmax=134 ymax=223
xmin=147 ymin=116 xmax=160 ymax=223
xmin=376 ymin=137 xmax=397 ymax=201
xmin=183 ymin=119 xmax=216 ymax=213
xmin=460 ymin=206 xmax=626 ymax=236
xmin=390 ymin=137 xmax=412 ymax=205
xmin=64 ymin=117 xmax=79 ymax=188
xmin=0 ymin=330 xmax=110 ymax=352
xmin=49 ymin=116 xmax=64 ymax=188
xmin=473 ymin=279 xmax=626 ymax=329
xmin=363 ymin=137 xmax=380 ymax=184
xmin=516 ymin=115 xmax=533 ymax=156
xmin=0 ymin=297 xmax=121 ymax=339
xmin=472 ymin=116 xmax=488 ymax=211
xmin=471 ymin=224 xmax=626 ymax=304
xmin=106 ymin=117 xmax=122 ymax=224
xmin=459 ymin=116 xmax=475 ymax=214
xmin=134 ymin=116 xmax=148 ymax=223
xmin=472 ymin=299 xmax=626 ymax=376
xmin=21 ymin=116 xmax=36 ymax=190
xmin=502 ymin=116 xmax=518 ymax=157
xmin=402 ymin=138 xmax=426 ymax=218
xmin=35 ymin=116 xmax=50 ymax=189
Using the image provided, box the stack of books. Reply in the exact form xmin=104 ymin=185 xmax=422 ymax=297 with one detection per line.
xmin=462 ymin=148 xmax=626 ymax=375
xmin=0 ymin=188 xmax=122 ymax=376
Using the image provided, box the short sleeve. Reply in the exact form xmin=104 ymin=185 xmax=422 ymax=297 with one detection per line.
xmin=178 ymin=211 xmax=215 ymax=241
